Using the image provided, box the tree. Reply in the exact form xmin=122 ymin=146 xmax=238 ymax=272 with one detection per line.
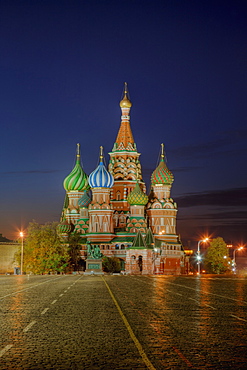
xmin=205 ymin=237 xmax=231 ymax=274
xmin=16 ymin=222 xmax=69 ymax=274
xmin=67 ymin=232 xmax=85 ymax=272
xmin=102 ymin=256 xmax=121 ymax=273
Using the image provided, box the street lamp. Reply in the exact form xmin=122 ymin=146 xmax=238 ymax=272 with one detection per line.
xmin=233 ymin=246 xmax=244 ymax=272
xmin=20 ymin=231 xmax=24 ymax=275
xmin=197 ymin=238 xmax=209 ymax=275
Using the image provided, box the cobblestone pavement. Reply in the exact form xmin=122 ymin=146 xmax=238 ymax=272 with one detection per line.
xmin=1 ymin=274 xmax=247 ymax=369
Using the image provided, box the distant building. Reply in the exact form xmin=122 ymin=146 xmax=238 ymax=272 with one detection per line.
xmin=0 ymin=233 xmax=11 ymax=242
xmin=0 ymin=242 xmax=19 ymax=274
xmin=58 ymin=84 xmax=185 ymax=274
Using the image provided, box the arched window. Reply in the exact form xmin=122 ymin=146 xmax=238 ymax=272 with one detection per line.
xmin=119 ymin=214 xmax=125 ymax=222
xmin=113 ymin=213 xmax=118 ymax=227
xmin=115 ymin=244 xmax=119 ymax=250
xmin=138 ymin=256 xmax=143 ymax=272
xmin=121 ymin=244 xmax=125 ymax=249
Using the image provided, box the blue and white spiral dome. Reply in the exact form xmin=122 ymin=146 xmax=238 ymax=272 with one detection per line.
xmin=89 ymin=160 xmax=114 ymax=188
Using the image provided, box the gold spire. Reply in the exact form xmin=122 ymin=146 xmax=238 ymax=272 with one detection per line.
xmin=120 ymin=82 xmax=132 ymax=108
xmin=112 ymin=83 xmax=135 ymax=151
xmin=100 ymin=146 xmax=104 ymax=162
xmin=76 ymin=143 xmax=80 ymax=160
xmin=161 ymin=143 xmax=165 ymax=160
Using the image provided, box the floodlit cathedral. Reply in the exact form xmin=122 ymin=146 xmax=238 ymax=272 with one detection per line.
xmin=58 ymin=84 xmax=185 ymax=274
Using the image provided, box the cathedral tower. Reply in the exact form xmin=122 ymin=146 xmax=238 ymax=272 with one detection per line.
xmin=88 ymin=147 xmax=115 ymax=242
xmin=108 ymin=83 xmax=145 ymax=230
xmin=62 ymin=144 xmax=89 ymax=224
xmin=126 ymin=182 xmax=148 ymax=233
xmin=146 ymin=144 xmax=178 ymax=242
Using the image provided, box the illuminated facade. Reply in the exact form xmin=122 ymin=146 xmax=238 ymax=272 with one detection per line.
xmin=59 ymin=84 xmax=184 ymax=274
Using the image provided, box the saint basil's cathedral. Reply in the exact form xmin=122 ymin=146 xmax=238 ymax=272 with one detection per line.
xmin=58 ymin=84 xmax=184 ymax=274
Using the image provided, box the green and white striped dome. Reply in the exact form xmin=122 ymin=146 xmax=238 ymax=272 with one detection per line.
xmin=63 ymin=144 xmax=89 ymax=192
xmin=57 ymin=220 xmax=74 ymax=234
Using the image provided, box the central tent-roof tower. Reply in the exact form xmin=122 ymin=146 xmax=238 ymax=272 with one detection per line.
xmin=108 ymin=83 xmax=145 ymax=228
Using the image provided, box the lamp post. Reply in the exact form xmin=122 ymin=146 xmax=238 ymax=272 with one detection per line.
xmin=197 ymin=238 xmax=209 ymax=275
xmin=152 ymin=247 xmax=159 ymax=274
xmin=233 ymin=246 xmax=243 ymax=272
xmin=20 ymin=232 xmax=24 ymax=275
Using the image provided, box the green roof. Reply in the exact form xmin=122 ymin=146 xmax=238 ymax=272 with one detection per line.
xmin=111 ymin=237 xmax=134 ymax=243
xmin=145 ymin=228 xmax=155 ymax=246
xmin=130 ymin=230 xmax=148 ymax=249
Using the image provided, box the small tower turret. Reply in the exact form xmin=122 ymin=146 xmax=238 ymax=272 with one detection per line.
xmin=62 ymin=144 xmax=89 ymax=225
xmin=88 ymin=147 xmax=114 ymax=242
xmin=147 ymin=144 xmax=178 ymax=240
xmin=126 ymin=182 xmax=148 ymax=233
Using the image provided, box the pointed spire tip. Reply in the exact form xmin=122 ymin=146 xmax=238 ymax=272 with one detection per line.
xmin=99 ymin=146 xmax=104 ymax=162
xmin=77 ymin=143 xmax=80 ymax=159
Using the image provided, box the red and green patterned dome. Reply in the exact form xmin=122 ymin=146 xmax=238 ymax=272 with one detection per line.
xmin=63 ymin=144 xmax=89 ymax=192
xmin=127 ymin=182 xmax=148 ymax=206
xmin=151 ymin=144 xmax=174 ymax=186
xmin=78 ymin=191 xmax=91 ymax=208
xmin=151 ymin=158 xmax=174 ymax=186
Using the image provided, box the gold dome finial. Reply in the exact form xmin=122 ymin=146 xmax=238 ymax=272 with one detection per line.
xmin=120 ymin=82 xmax=132 ymax=108
xmin=161 ymin=143 xmax=165 ymax=160
xmin=100 ymin=146 xmax=104 ymax=162
xmin=77 ymin=143 xmax=80 ymax=160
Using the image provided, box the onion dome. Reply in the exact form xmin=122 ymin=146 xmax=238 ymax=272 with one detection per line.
xmin=57 ymin=220 xmax=74 ymax=234
xmin=151 ymin=144 xmax=174 ymax=186
xmin=63 ymin=144 xmax=89 ymax=192
xmin=78 ymin=191 xmax=91 ymax=208
xmin=127 ymin=182 xmax=148 ymax=206
xmin=89 ymin=146 xmax=114 ymax=188
xmin=120 ymin=82 xmax=132 ymax=108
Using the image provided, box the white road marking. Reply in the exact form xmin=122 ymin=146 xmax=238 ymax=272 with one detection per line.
xmin=67 ymin=287 xmax=71 ymax=289
xmin=204 ymin=303 xmax=216 ymax=310
xmin=0 ymin=276 xmax=63 ymax=300
xmin=164 ymin=280 xmax=247 ymax=305
xmin=189 ymin=297 xmax=216 ymax=309
xmin=23 ymin=320 xmax=36 ymax=333
xmin=189 ymin=298 xmax=199 ymax=303
xmin=230 ymin=314 xmax=247 ymax=322
xmin=137 ymin=276 xmax=247 ymax=306
xmin=64 ymin=290 xmax=67 ymax=293
xmin=41 ymin=308 xmax=49 ymax=315
xmin=51 ymin=299 xmax=57 ymax=305
xmin=59 ymin=293 xmax=64 ymax=297
xmin=0 ymin=344 xmax=13 ymax=358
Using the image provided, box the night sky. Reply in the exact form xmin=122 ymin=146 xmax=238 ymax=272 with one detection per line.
xmin=1 ymin=0 xmax=247 ymax=248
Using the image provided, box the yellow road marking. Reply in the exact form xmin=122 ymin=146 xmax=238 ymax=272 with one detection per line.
xmin=102 ymin=276 xmax=156 ymax=370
